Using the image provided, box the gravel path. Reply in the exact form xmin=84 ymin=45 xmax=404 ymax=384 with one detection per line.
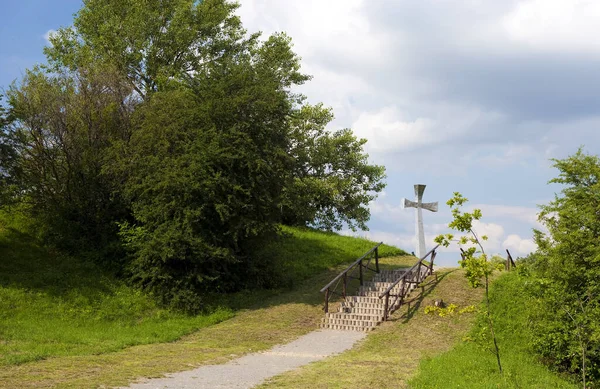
xmin=122 ymin=329 xmax=366 ymax=389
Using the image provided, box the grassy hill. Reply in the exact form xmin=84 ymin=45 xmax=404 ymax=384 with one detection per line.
xmin=253 ymin=270 xmax=578 ymax=388
xmin=408 ymin=271 xmax=578 ymax=388
xmin=0 ymin=210 xmax=404 ymax=369
xmin=0 ymin=210 xmax=578 ymax=388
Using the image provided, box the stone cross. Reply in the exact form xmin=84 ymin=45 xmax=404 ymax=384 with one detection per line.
xmin=402 ymin=184 xmax=438 ymax=259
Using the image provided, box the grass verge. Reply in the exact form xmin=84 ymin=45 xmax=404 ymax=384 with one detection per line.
xmin=408 ymin=271 xmax=577 ymax=388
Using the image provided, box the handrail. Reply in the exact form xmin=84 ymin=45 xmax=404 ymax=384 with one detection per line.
xmin=320 ymin=242 xmax=383 ymax=293
xmin=378 ymin=244 xmax=439 ymax=320
xmin=319 ymin=242 xmax=383 ymax=313
xmin=378 ymin=244 xmax=440 ymax=299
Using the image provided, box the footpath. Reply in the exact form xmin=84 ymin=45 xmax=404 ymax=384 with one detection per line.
xmin=122 ymin=329 xmax=366 ymax=389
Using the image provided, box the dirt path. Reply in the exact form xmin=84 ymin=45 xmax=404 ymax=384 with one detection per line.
xmin=121 ymin=330 xmax=366 ymax=389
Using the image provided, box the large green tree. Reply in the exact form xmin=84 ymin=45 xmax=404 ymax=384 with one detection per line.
xmin=113 ymin=32 xmax=308 ymax=310
xmin=0 ymin=95 xmax=19 ymax=207
xmin=530 ymin=149 xmax=600 ymax=386
xmin=5 ymin=0 xmax=386 ymax=310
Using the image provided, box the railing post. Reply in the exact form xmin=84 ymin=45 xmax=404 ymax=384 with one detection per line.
xmin=430 ymin=250 xmax=436 ymax=275
xmin=375 ymin=247 xmax=380 ymax=273
xmin=324 ymin=288 xmax=329 ymax=313
xmin=342 ymin=272 xmax=347 ymax=299
xmin=359 ymin=259 xmax=364 ymax=286
xmin=399 ymin=282 xmax=406 ymax=306
xmin=506 ymin=249 xmax=516 ymax=271
xmin=384 ymin=293 xmax=389 ymax=320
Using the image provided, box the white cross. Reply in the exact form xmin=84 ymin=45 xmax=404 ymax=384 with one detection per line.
xmin=402 ymin=184 xmax=438 ymax=259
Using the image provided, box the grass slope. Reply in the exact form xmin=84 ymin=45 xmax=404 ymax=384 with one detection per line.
xmin=263 ymin=225 xmax=404 ymax=283
xmin=0 ymin=244 xmax=411 ymax=387
xmin=409 ymin=271 xmax=578 ymax=388
xmin=0 ymin=210 xmax=404 ymax=386
xmin=0 ymin=212 xmax=232 ymax=367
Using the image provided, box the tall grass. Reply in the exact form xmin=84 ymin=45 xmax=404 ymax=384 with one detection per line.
xmin=409 ymin=271 xmax=578 ymax=388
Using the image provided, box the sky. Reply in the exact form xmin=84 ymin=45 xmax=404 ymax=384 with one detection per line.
xmin=2 ymin=0 xmax=600 ymax=266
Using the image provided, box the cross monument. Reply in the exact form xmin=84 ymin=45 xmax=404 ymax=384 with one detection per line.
xmin=402 ymin=184 xmax=438 ymax=259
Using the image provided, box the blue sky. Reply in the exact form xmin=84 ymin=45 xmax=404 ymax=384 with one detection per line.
xmin=0 ymin=1 xmax=81 ymax=87
xmin=3 ymin=0 xmax=600 ymax=266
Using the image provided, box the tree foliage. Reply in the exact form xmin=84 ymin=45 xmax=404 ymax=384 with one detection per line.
xmin=45 ymin=0 xmax=245 ymax=99
xmin=2 ymin=0 xmax=386 ymax=310
xmin=0 ymin=94 xmax=19 ymax=207
xmin=113 ymin=32 xmax=306 ymax=309
xmin=5 ymin=67 xmax=135 ymax=256
xmin=282 ymin=104 xmax=386 ymax=231
xmin=529 ymin=149 xmax=600 ymax=386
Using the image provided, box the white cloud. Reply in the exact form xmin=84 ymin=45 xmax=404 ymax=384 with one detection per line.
xmin=352 ymin=107 xmax=437 ymax=153
xmin=471 ymin=220 xmax=505 ymax=252
xmin=233 ymin=0 xmax=600 ymax=267
xmin=350 ymin=102 xmax=507 ymax=159
xmin=469 ymin=204 xmax=540 ymax=226
xmin=503 ymin=0 xmax=600 ymax=53
xmin=369 ymin=200 xmax=413 ymax=224
xmin=476 ymin=144 xmax=536 ymax=167
xmin=503 ymin=234 xmax=537 ymax=256
xmin=43 ymin=29 xmax=57 ymax=44
xmin=237 ymin=0 xmax=388 ymax=68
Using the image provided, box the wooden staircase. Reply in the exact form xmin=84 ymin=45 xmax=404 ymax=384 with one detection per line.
xmin=320 ymin=244 xmax=439 ymax=332
xmin=321 ymin=270 xmax=419 ymax=331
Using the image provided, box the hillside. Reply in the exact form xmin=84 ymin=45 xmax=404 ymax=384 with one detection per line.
xmin=409 ymin=271 xmax=579 ymax=388
xmin=0 ymin=212 xmax=578 ymax=388
xmin=0 ymin=210 xmax=404 ymax=369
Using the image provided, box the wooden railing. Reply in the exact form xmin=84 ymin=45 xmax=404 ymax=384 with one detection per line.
xmin=320 ymin=242 xmax=382 ymax=313
xmin=462 ymin=248 xmax=517 ymax=271
xmin=378 ymin=244 xmax=439 ymax=320
xmin=505 ymin=249 xmax=517 ymax=271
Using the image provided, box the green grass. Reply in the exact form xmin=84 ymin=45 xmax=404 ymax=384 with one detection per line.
xmin=0 ymin=210 xmax=404 ymax=370
xmin=263 ymin=225 xmax=405 ymax=282
xmin=0 ymin=219 xmax=414 ymax=388
xmin=0 ymin=212 xmax=234 ymax=367
xmin=408 ymin=271 xmax=578 ymax=388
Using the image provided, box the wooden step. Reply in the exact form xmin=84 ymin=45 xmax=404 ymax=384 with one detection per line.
xmin=319 ymin=323 xmax=375 ymax=332
xmin=341 ymin=301 xmax=388 ymax=310
xmin=337 ymin=306 xmax=386 ymax=315
xmin=320 ymin=317 xmax=379 ymax=329
xmin=320 ymin=265 xmax=434 ymax=333
xmin=326 ymin=312 xmax=383 ymax=321
xmin=345 ymin=296 xmax=388 ymax=304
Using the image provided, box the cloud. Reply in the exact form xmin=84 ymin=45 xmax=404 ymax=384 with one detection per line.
xmin=503 ymin=0 xmax=600 ymax=54
xmin=471 ymin=220 xmax=505 ymax=252
xmin=43 ymin=29 xmax=57 ymax=44
xmin=469 ymin=204 xmax=540 ymax=226
xmin=352 ymin=107 xmax=437 ymax=152
xmin=503 ymin=234 xmax=537 ymax=256
xmin=239 ymin=0 xmax=600 ymax=162
xmin=235 ymin=0 xmax=600 ymax=265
